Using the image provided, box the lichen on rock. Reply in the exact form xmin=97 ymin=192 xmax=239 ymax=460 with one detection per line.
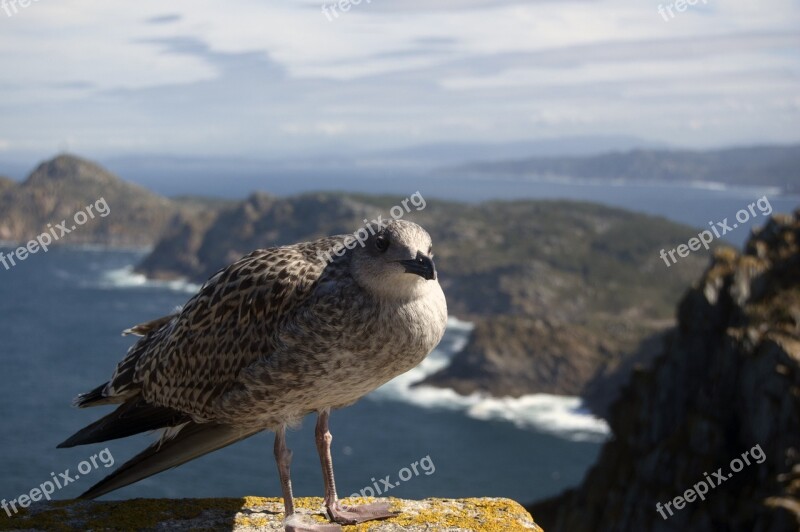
xmin=0 ymin=497 xmax=542 ymax=531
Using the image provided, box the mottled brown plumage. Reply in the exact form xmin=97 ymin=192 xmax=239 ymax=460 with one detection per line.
xmin=60 ymin=220 xmax=447 ymax=531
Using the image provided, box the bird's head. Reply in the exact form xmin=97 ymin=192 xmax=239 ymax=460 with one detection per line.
xmin=350 ymin=220 xmax=438 ymax=299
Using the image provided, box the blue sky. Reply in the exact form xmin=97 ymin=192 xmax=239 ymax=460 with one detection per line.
xmin=0 ymin=0 xmax=798 ymax=162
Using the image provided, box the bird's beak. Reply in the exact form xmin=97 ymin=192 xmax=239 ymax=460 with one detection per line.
xmin=398 ymin=252 xmax=437 ymax=281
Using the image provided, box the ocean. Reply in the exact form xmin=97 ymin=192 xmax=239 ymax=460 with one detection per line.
xmin=0 ymin=180 xmax=796 ymax=511
xmin=0 ymin=248 xmax=604 ymax=507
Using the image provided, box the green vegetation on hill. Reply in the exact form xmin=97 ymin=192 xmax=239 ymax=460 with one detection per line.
xmin=137 ymin=192 xmax=708 ymax=322
xmin=136 ymin=190 xmax=713 ymax=407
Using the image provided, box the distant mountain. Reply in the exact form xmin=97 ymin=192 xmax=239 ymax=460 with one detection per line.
xmin=41 ymin=142 xmax=789 ymax=198
xmin=0 ymin=155 xmax=181 ymax=247
xmin=365 ymin=135 xmax=667 ymax=166
xmin=454 ymin=145 xmax=800 ymax=193
xmin=97 ymin=136 xmax=663 ymax=197
xmin=529 ymin=211 xmax=800 ymax=531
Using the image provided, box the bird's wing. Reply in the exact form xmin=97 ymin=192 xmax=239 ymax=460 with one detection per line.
xmin=103 ymin=237 xmax=344 ymax=419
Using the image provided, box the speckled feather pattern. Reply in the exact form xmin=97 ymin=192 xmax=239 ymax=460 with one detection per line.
xmin=101 ymin=224 xmax=448 ymax=429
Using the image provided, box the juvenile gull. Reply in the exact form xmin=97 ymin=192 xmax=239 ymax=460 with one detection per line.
xmin=58 ymin=220 xmax=447 ymax=532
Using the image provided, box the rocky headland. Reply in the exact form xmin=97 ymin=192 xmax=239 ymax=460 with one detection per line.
xmin=0 ymin=155 xmax=210 ymax=248
xmin=529 ymin=211 xmax=800 ymax=531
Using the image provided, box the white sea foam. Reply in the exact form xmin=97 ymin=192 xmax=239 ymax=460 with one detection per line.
xmin=688 ymin=180 xmax=729 ymax=192
xmin=98 ymin=265 xmax=201 ymax=293
xmin=505 ymin=175 xmax=787 ymax=198
xmin=371 ymin=318 xmax=610 ymax=442
xmin=687 ymin=181 xmax=785 ymax=197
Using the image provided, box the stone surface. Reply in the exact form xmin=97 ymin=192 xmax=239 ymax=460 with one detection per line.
xmin=0 ymin=497 xmax=541 ymax=531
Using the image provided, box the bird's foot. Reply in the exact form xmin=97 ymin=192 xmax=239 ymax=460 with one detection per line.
xmin=326 ymin=500 xmax=397 ymax=525
xmin=285 ymin=514 xmax=342 ymax=532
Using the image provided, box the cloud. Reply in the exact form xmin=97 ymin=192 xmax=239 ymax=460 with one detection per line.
xmin=145 ymin=13 xmax=183 ymax=25
xmin=0 ymin=0 xmax=797 ymax=157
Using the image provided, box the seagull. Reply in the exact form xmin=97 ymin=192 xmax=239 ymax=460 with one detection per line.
xmin=58 ymin=220 xmax=447 ymax=532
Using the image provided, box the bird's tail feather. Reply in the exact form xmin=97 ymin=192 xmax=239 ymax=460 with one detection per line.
xmin=79 ymin=422 xmax=262 ymax=500
xmin=57 ymin=400 xmax=190 ymax=448
xmin=72 ymin=383 xmax=112 ymax=408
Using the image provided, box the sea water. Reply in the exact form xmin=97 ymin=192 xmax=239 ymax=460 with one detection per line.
xmin=0 ymin=247 xmax=603 ymax=507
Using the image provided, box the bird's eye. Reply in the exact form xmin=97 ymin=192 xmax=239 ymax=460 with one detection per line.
xmin=375 ymin=236 xmax=390 ymax=252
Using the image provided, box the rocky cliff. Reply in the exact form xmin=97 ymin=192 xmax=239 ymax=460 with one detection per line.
xmin=137 ymin=191 xmax=375 ymax=280
xmin=417 ymin=313 xmax=671 ymax=418
xmin=0 ymin=155 xmax=179 ymax=248
xmin=417 ymin=315 xmax=648 ymax=399
xmin=529 ymin=211 xmax=800 ymax=531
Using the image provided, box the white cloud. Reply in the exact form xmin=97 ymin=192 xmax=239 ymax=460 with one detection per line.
xmin=0 ymin=0 xmax=797 ymax=156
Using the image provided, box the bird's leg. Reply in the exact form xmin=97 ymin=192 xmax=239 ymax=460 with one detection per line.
xmin=275 ymin=426 xmax=297 ymax=518
xmin=275 ymin=426 xmax=341 ymax=532
xmin=315 ymin=410 xmax=396 ymax=525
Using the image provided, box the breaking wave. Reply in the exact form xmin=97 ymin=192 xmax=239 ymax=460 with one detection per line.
xmin=98 ymin=265 xmax=201 ymax=293
xmin=371 ymin=317 xmax=610 ymax=442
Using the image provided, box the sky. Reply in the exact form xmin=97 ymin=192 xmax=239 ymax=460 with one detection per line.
xmin=0 ymin=0 xmax=799 ymax=162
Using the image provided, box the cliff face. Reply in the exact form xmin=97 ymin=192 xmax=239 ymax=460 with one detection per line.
xmin=417 ymin=315 xmax=613 ymax=397
xmin=136 ymin=191 xmax=376 ymax=280
xmin=531 ymin=211 xmax=800 ymax=531
xmin=0 ymin=155 xmax=177 ymax=247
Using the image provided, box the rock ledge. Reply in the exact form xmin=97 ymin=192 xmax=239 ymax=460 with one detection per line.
xmin=0 ymin=497 xmax=541 ymax=531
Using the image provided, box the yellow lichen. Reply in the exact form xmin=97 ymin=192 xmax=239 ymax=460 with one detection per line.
xmin=0 ymin=497 xmax=541 ymax=531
